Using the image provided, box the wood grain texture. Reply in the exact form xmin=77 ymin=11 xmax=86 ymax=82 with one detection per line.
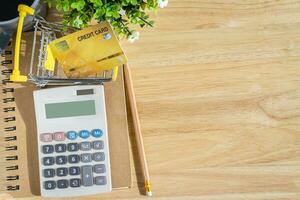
xmin=3 ymin=0 xmax=300 ymax=199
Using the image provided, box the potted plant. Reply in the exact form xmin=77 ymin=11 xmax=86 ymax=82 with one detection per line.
xmin=46 ymin=0 xmax=168 ymax=42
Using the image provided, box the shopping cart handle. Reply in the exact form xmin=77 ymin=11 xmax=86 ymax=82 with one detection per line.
xmin=10 ymin=4 xmax=35 ymax=82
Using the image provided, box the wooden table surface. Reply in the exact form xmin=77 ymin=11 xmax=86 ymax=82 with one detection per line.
xmin=2 ymin=0 xmax=300 ymax=199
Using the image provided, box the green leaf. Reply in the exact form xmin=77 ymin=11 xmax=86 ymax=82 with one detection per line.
xmin=89 ymin=0 xmax=102 ymax=7
xmin=130 ymin=0 xmax=138 ymax=5
xmin=63 ymin=1 xmax=70 ymax=12
xmin=94 ymin=7 xmax=105 ymax=18
xmin=72 ymin=16 xmax=83 ymax=27
xmin=71 ymin=0 xmax=86 ymax=11
xmin=56 ymin=0 xmax=63 ymax=11
xmin=113 ymin=12 xmax=120 ymax=19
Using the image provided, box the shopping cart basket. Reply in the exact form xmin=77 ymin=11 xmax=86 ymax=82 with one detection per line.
xmin=10 ymin=4 xmax=118 ymax=87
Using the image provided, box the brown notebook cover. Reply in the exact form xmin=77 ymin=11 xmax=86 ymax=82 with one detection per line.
xmin=0 ymin=33 xmax=131 ymax=197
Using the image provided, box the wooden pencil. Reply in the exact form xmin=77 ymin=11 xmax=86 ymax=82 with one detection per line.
xmin=123 ymin=64 xmax=152 ymax=197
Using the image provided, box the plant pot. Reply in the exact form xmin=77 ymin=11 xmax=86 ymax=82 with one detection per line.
xmin=0 ymin=0 xmax=47 ymax=53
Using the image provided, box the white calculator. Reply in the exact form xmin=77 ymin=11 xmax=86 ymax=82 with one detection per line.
xmin=33 ymin=85 xmax=112 ymax=197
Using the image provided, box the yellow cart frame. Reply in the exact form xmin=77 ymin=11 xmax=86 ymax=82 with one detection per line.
xmin=10 ymin=4 xmax=118 ymax=87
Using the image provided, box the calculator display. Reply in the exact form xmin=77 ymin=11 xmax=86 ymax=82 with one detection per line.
xmin=45 ymin=100 xmax=96 ymax=119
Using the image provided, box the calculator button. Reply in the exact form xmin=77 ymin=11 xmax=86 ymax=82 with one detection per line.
xmin=67 ymin=131 xmax=78 ymax=140
xmin=67 ymin=143 xmax=78 ymax=152
xmin=79 ymin=130 xmax=90 ymax=139
xmin=57 ymin=168 xmax=68 ymax=177
xmin=93 ymin=152 xmax=105 ymax=162
xmin=57 ymin=179 xmax=69 ymax=189
xmin=94 ymin=176 xmax=107 ymax=185
xmin=68 ymin=155 xmax=80 ymax=164
xmin=56 ymin=156 xmax=67 ymax=165
xmin=55 ymin=144 xmax=66 ymax=153
xmin=40 ymin=133 xmax=53 ymax=142
xmin=42 ymin=145 xmax=54 ymax=154
xmin=91 ymin=129 xmax=103 ymax=138
xmin=81 ymin=153 xmax=92 ymax=163
xmin=94 ymin=164 xmax=106 ymax=174
xmin=44 ymin=169 xmax=55 ymax=178
xmin=44 ymin=180 xmax=56 ymax=190
xmin=69 ymin=166 xmax=81 ymax=175
xmin=54 ymin=132 xmax=65 ymax=141
xmin=92 ymin=140 xmax=104 ymax=150
xmin=80 ymin=142 xmax=91 ymax=151
xmin=70 ymin=178 xmax=81 ymax=188
xmin=82 ymin=165 xmax=93 ymax=186
xmin=43 ymin=157 xmax=54 ymax=166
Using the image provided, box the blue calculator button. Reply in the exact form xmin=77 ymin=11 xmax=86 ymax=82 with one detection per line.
xmin=91 ymin=129 xmax=103 ymax=138
xmin=79 ymin=130 xmax=90 ymax=139
xmin=67 ymin=131 xmax=78 ymax=140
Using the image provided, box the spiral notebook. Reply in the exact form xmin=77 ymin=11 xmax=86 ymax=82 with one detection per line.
xmin=0 ymin=35 xmax=132 ymax=197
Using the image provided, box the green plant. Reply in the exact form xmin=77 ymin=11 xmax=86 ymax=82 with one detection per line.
xmin=46 ymin=0 xmax=168 ymax=42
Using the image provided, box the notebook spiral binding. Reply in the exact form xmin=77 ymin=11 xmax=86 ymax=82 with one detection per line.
xmin=2 ymin=42 xmax=20 ymax=191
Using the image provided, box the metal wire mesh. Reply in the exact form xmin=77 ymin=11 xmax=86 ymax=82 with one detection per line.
xmin=27 ymin=16 xmax=114 ymax=87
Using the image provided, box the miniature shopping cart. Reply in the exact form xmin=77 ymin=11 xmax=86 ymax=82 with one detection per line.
xmin=10 ymin=4 xmax=118 ymax=87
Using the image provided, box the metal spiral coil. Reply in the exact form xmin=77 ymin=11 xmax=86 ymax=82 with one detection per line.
xmin=2 ymin=42 xmax=20 ymax=191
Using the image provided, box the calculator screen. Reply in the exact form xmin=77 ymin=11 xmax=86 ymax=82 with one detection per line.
xmin=45 ymin=100 xmax=96 ymax=119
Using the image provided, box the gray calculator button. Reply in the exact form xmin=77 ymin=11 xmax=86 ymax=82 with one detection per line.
xmin=94 ymin=176 xmax=107 ymax=185
xmin=56 ymin=156 xmax=67 ymax=165
xmin=70 ymin=178 xmax=81 ymax=187
xmin=94 ymin=164 xmax=106 ymax=174
xmin=82 ymin=165 xmax=93 ymax=186
xmin=44 ymin=169 xmax=55 ymax=178
xmin=81 ymin=153 xmax=92 ymax=163
xmin=69 ymin=166 xmax=81 ymax=175
xmin=44 ymin=180 xmax=56 ymax=190
xmin=68 ymin=155 xmax=80 ymax=164
xmin=43 ymin=157 xmax=54 ymax=166
xmin=80 ymin=142 xmax=91 ymax=151
xmin=93 ymin=152 xmax=105 ymax=161
xmin=55 ymin=144 xmax=66 ymax=153
xmin=42 ymin=145 xmax=54 ymax=154
xmin=57 ymin=168 xmax=68 ymax=176
xmin=67 ymin=143 xmax=78 ymax=152
xmin=57 ymin=179 xmax=69 ymax=189
xmin=92 ymin=140 xmax=104 ymax=150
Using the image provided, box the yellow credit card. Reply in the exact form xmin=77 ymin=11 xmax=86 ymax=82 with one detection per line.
xmin=49 ymin=21 xmax=127 ymax=78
